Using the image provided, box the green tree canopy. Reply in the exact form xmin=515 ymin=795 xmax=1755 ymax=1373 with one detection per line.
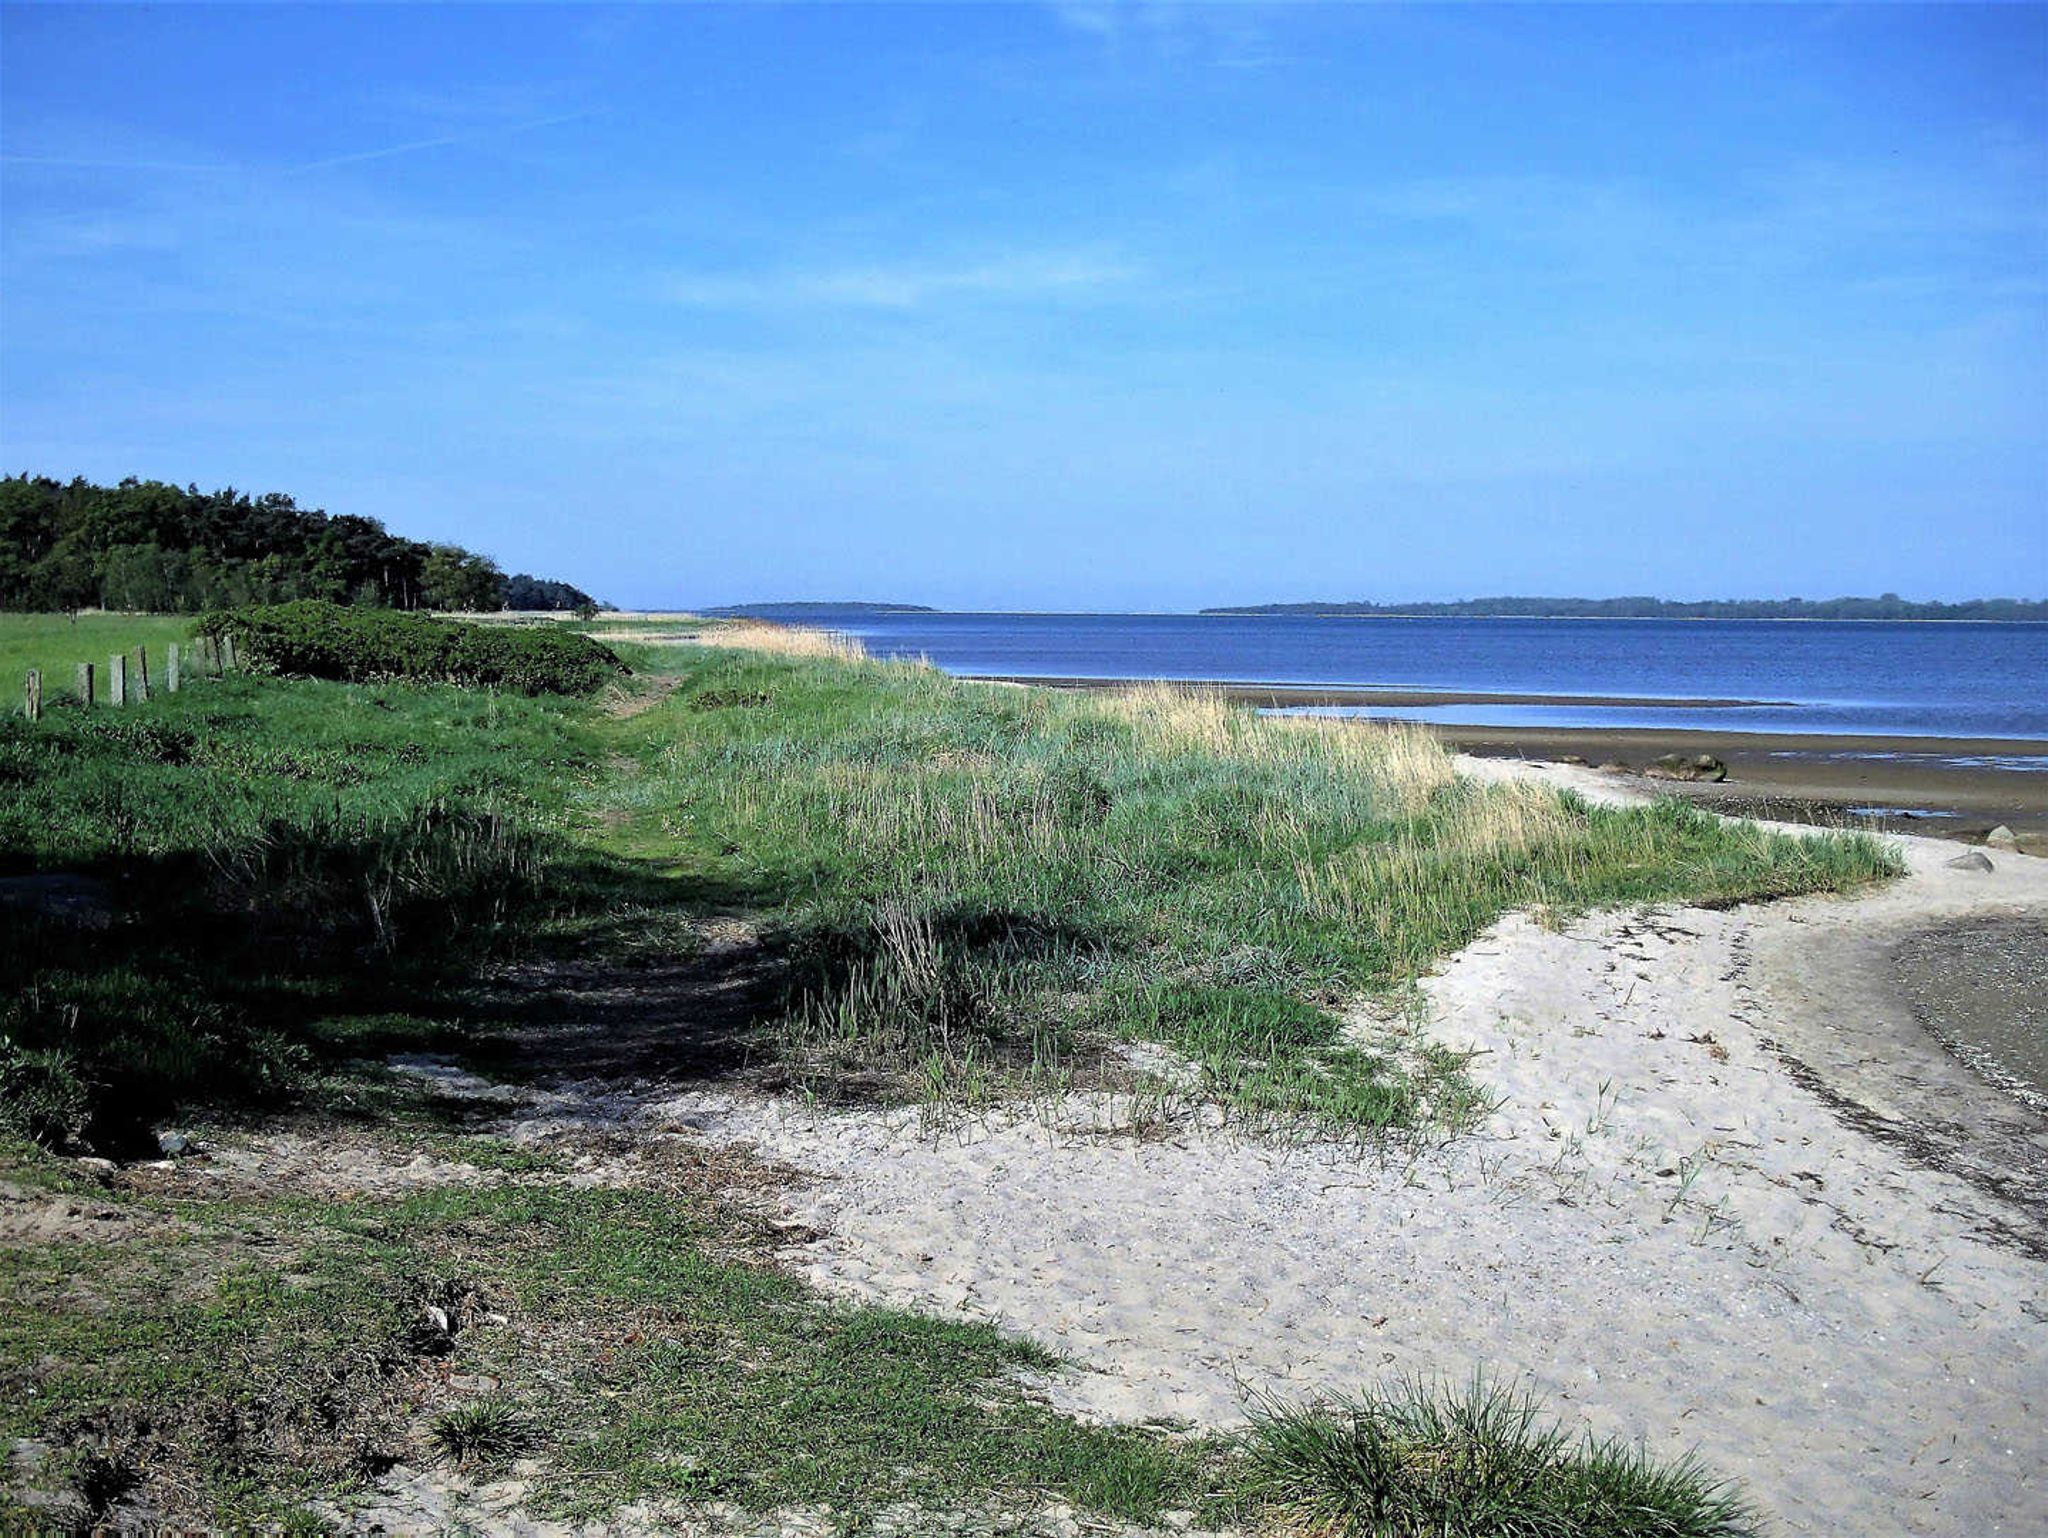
xmin=0 ymin=474 xmax=598 ymax=614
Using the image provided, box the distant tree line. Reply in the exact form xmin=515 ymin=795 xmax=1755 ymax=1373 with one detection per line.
xmin=1201 ymin=594 xmax=2048 ymax=621
xmin=0 ymin=474 xmax=600 ymax=614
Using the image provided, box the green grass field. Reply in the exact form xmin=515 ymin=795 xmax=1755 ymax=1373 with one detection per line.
xmin=0 ymin=611 xmax=1880 ymax=1531
xmin=0 ymin=612 xmax=194 ymax=703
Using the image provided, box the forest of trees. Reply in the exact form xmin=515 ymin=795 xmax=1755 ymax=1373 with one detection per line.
xmin=0 ymin=474 xmax=599 ymax=614
xmin=1203 ymin=594 xmax=2048 ymax=621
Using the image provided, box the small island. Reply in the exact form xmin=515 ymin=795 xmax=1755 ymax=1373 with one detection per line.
xmin=702 ymin=601 xmax=938 ymax=618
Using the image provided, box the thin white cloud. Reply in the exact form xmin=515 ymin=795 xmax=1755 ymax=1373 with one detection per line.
xmin=2 ymin=112 xmax=592 ymax=178
xmin=287 ymin=111 xmax=594 ymax=173
xmin=0 ymin=154 xmax=234 ymax=174
xmin=665 ymin=251 xmax=1142 ymax=310
xmin=1044 ymin=0 xmax=1289 ymax=68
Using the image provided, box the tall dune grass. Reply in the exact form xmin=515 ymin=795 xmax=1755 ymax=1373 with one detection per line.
xmin=621 ymin=648 xmax=1899 ymax=1134
xmin=692 ymin=619 xmax=869 ymax=662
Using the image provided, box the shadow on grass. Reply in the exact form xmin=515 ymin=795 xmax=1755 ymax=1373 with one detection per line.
xmin=0 ymin=827 xmax=796 ymax=1155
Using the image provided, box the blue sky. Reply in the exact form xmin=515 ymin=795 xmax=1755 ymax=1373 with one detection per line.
xmin=3 ymin=3 xmax=2044 ymax=610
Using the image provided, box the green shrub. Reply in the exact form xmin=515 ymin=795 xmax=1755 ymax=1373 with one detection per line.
xmin=198 ymin=602 xmax=624 ymax=695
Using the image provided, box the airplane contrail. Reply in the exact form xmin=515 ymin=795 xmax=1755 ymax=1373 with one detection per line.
xmin=0 ymin=111 xmax=594 ymax=178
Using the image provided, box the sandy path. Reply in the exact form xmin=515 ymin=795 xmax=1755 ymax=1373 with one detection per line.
xmin=644 ymin=768 xmax=2048 ymax=1537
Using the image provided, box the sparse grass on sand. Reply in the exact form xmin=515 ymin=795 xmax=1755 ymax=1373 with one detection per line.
xmin=0 ymin=1133 xmax=1219 ymax=1532
xmin=0 ymin=613 xmax=1889 ymax=1531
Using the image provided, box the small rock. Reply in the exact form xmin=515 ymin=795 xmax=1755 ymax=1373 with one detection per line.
xmin=409 ymin=1305 xmax=456 ymax=1355
xmin=157 ymin=1131 xmax=192 ymax=1157
xmin=1644 ymin=752 xmax=1728 ymax=783
xmin=1946 ymin=851 xmax=1995 ymax=873
xmin=1596 ymin=760 xmax=1633 ymax=774
xmin=1555 ymin=754 xmax=1587 ymax=766
xmin=1985 ymin=825 xmax=2019 ymax=851
xmin=74 ymin=1156 xmax=116 ymax=1176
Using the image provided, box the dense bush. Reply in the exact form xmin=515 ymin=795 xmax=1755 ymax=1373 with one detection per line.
xmin=199 ymin=602 xmax=626 ymax=695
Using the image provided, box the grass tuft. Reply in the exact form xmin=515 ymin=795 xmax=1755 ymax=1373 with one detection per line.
xmin=429 ymin=1397 xmax=534 ymax=1467
xmin=1240 ymin=1376 xmax=1759 ymax=1538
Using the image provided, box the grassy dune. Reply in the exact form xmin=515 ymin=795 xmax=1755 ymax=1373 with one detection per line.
xmin=0 ymin=614 xmax=1892 ymax=1532
xmin=606 ymin=641 xmax=1896 ymax=1132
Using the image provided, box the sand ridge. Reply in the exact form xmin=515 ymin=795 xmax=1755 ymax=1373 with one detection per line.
xmin=634 ymin=768 xmax=2048 ymax=1537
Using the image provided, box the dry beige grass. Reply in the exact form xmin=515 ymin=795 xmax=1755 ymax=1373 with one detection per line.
xmin=1102 ymin=682 xmax=1457 ymax=814
xmin=693 ymin=620 xmax=869 ymax=662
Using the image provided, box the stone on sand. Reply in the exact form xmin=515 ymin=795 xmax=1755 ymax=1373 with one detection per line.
xmin=1644 ymin=752 xmax=1728 ymax=783
xmin=1946 ymin=851 xmax=1995 ymax=873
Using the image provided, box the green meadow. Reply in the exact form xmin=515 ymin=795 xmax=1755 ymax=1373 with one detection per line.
xmin=0 ymin=611 xmax=194 ymax=692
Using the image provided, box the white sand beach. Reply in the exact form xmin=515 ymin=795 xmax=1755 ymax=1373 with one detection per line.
xmin=614 ymin=762 xmax=2048 ymax=1537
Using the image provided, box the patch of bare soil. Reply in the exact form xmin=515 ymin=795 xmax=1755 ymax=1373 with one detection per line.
xmin=0 ymin=1178 xmax=159 ymax=1245
xmin=602 ymin=671 xmax=687 ymax=717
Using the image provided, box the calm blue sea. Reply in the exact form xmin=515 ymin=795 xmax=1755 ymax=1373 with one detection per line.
xmin=809 ymin=612 xmax=2048 ymax=741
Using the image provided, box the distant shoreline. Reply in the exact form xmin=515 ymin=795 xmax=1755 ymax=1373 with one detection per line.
xmin=698 ymin=606 xmax=2047 ymax=625
xmin=1196 ymin=606 xmax=2048 ymax=618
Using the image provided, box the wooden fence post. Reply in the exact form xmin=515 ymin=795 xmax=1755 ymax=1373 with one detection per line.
xmin=109 ymin=652 xmax=127 ymax=707
xmin=24 ymin=670 xmax=40 ymax=722
xmin=76 ymin=661 xmax=94 ymax=707
xmin=166 ymin=643 xmax=181 ymax=693
xmin=133 ymin=645 xmax=151 ymax=701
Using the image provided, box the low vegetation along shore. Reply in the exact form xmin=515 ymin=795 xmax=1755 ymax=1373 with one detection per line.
xmin=1 ymin=608 xmax=1898 ymax=1534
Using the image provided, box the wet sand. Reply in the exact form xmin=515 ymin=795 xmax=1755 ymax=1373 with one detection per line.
xmin=1442 ymin=726 xmax=2048 ymax=850
xmin=1894 ymin=914 xmax=2048 ymax=1111
xmin=984 ymin=676 xmax=2048 ymax=849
